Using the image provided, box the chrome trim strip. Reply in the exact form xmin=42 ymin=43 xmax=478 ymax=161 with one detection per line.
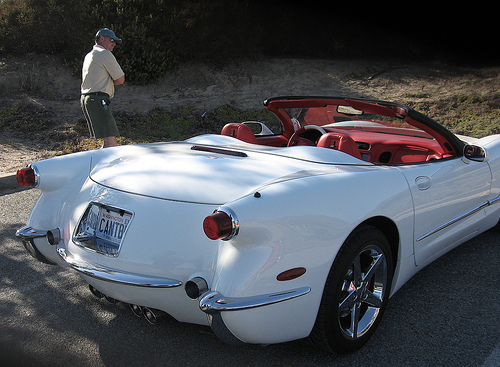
xmin=217 ymin=206 xmax=239 ymax=240
xmin=417 ymin=193 xmax=500 ymax=242
xmin=28 ymin=164 xmax=40 ymax=188
xmin=56 ymin=245 xmax=182 ymax=288
xmin=490 ymin=194 xmax=500 ymax=205
xmin=199 ymin=286 xmax=311 ymax=314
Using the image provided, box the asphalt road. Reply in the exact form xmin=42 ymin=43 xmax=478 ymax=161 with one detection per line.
xmin=1 ymin=188 xmax=499 ymax=367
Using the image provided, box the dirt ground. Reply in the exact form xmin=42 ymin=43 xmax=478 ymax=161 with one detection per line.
xmin=1 ymin=54 xmax=499 ymax=176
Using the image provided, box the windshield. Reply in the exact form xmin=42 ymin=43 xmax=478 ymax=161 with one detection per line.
xmin=284 ymin=106 xmax=434 ymax=139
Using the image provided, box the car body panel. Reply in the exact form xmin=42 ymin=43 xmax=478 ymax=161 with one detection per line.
xmin=398 ymin=157 xmax=491 ymax=266
xmin=207 ymin=165 xmax=414 ymax=343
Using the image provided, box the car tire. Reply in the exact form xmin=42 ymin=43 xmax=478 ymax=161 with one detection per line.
xmin=309 ymin=225 xmax=393 ymax=354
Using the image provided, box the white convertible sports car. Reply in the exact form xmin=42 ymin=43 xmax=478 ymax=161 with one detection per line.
xmin=16 ymin=96 xmax=500 ymax=353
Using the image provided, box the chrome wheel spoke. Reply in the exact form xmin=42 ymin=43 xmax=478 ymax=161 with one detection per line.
xmin=363 ymin=253 xmax=383 ymax=284
xmin=352 ymin=254 xmax=362 ymax=286
xmin=339 ymin=289 xmax=356 ymax=314
xmin=348 ymin=303 xmax=361 ymax=338
xmin=363 ymin=289 xmax=383 ymax=308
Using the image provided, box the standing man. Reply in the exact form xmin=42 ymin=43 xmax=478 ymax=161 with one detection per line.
xmin=81 ymin=28 xmax=125 ymax=148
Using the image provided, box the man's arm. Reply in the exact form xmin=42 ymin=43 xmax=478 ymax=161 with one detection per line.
xmin=114 ymin=75 xmax=125 ymax=85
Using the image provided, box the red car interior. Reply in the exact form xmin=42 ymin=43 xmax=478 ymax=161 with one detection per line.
xmin=220 ymin=98 xmax=459 ymax=165
xmin=221 ymin=122 xmax=258 ymax=144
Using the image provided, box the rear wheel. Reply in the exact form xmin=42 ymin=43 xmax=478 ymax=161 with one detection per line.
xmin=309 ymin=225 xmax=393 ymax=353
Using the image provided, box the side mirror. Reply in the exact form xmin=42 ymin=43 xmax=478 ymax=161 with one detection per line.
xmin=463 ymin=145 xmax=487 ymax=162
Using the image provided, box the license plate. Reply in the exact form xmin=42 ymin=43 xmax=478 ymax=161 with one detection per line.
xmin=74 ymin=203 xmax=133 ymax=257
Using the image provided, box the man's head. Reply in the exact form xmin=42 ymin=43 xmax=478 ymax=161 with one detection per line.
xmin=95 ymin=28 xmax=122 ymax=51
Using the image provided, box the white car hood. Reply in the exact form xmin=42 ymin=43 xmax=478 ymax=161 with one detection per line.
xmin=89 ymin=137 xmax=365 ymax=204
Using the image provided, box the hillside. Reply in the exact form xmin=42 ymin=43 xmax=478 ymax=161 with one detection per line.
xmin=1 ymin=54 xmax=499 ymax=175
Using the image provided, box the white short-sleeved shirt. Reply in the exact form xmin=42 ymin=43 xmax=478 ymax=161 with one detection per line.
xmin=81 ymin=45 xmax=124 ymax=98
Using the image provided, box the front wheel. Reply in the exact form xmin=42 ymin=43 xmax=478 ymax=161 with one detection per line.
xmin=309 ymin=225 xmax=394 ymax=354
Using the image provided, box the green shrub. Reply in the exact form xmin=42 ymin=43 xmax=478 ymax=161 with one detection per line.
xmin=0 ymin=0 xmax=260 ymax=83
xmin=0 ymin=105 xmax=55 ymax=133
xmin=407 ymin=95 xmax=500 ymax=138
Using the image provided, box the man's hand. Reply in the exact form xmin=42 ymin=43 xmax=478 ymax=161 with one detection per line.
xmin=114 ymin=75 xmax=125 ymax=85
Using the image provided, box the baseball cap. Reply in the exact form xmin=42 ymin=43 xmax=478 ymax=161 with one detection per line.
xmin=95 ymin=28 xmax=122 ymax=44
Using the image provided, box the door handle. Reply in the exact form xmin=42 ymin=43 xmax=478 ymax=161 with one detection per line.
xmin=415 ymin=176 xmax=431 ymax=190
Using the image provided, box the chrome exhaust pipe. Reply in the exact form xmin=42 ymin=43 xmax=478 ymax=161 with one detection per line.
xmin=185 ymin=277 xmax=209 ymax=299
xmin=130 ymin=304 xmax=143 ymax=318
xmin=105 ymin=295 xmax=119 ymax=304
xmin=47 ymin=228 xmax=61 ymax=246
xmin=143 ymin=307 xmax=166 ymax=325
xmin=89 ymin=284 xmax=104 ymax=298
xmin=89 ymin=284 xmax=119 ymax=303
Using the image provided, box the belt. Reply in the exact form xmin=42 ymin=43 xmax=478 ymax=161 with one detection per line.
xmin=82 ymin=92 xmax=109 ymax=97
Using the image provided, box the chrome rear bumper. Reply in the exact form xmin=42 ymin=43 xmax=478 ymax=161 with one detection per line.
xmin=15 ymin=226 xmax=59 ymax=265
xmin=56 ymin=245 xmax=182 ymax=288
xmin=199 ymin=287 xmax=310 ymax=314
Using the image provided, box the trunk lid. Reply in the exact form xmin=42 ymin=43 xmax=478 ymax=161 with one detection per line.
xmin=89 ymin=137 xmax=365 ymax=204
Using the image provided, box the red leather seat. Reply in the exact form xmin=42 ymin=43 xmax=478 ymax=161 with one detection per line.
xmin=221 ymin=123 xmax=257 ymax=144
xmin=317 ymin=133 xmax=362 ymax=159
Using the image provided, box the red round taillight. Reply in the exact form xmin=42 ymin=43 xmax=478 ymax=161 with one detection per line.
xmin=17 ymin=167 xmax=37 ymax=187
xmin=203 ymin=209 xmax=238 ymax=240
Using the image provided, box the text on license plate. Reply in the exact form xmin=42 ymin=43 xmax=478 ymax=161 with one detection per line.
xmin=75 ymin=203 xmax=133 ymax=256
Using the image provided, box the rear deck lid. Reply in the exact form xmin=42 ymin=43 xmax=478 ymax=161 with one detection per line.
xmin=89 ymin=140 xmax=335 ymax=204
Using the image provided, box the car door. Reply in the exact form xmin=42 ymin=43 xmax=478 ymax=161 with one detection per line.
xmin=397 ymin=156 xmax=491 ymax=266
